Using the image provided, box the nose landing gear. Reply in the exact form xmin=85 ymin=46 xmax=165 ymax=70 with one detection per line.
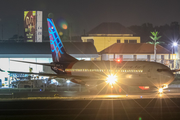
xmin=158 ymin=88 xmax=163 ymax=94
xmin=158 ymin=84 xmax=168 ymax=94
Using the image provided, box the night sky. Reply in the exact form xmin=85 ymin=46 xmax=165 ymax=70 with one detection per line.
xmin=0 ymin=0 xmax=180 ymax=39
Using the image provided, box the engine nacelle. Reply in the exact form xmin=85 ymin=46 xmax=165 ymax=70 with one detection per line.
xmin=70 ymin=79 xmax=85 ymax=85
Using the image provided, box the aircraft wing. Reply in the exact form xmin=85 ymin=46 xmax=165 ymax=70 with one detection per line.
xmin=10 ymin=60 xmax=54 ymax=67
xmin=10 ymin=60 xmax=72 ymax=67
xmin=4 ymin=70 xmax=91 ymax=80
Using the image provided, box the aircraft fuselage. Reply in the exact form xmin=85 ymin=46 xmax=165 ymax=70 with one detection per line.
xmin=52 ymin=61 xmax=174 ymax=88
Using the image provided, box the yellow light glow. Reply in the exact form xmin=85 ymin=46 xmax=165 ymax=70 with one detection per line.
xmin=106 ymin=74 xmax=117 ymax=84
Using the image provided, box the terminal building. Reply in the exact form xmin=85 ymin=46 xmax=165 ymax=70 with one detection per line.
xmin=0 ymin=42 xmax=98 ymax=87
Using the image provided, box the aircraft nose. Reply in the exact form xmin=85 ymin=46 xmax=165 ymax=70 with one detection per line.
xmin=163 ymin=71 xmax=175 ymax=84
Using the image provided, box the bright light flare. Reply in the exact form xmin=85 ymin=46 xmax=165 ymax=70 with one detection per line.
xmin=158 ymin=88 xmax=163 ymax=93
xmin=116 ymin=59 xmax=121 ymax=63
xmin=173 ymin=42 xmax=178 ymax=47
xmin=66 ymin=80 xmax=70 ymax=83
xmin=106 ymin=74 xmax=117 ymax=85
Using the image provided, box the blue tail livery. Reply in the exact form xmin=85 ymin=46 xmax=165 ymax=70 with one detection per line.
xmin=47 ymin=18 xmax=77 ymax=62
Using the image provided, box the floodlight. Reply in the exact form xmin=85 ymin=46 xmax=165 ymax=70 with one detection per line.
xmin=173 ymin=42 xmax=177 ymax=47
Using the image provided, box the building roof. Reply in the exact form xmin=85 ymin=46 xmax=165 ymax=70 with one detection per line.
xmin=100 ymin=43 xmax=171 ymax=54
xmin=87 ymin=22 xmax=135 ymax=34
xmin=0 ymin=42 xmax=97 ymax=54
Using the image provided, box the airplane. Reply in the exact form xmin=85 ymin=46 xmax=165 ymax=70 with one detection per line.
xmin=2 ymin=18 xmax=177 ymax=93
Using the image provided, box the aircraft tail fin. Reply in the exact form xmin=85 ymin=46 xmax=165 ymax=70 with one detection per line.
xmin=47 ymin=18 xmax=77 ymax=62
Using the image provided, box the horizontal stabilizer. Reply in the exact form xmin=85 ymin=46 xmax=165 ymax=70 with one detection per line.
xmin=158 ymin=68 xmax=180 ymax=72
xmin=171 ymin=69 xmax=180 ymax=72
xmin=11 ymin=60 xmax=54 ymax=66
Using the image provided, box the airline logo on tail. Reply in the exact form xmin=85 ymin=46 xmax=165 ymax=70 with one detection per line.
xmin=47 ymin=18 xmax=64 ymax=62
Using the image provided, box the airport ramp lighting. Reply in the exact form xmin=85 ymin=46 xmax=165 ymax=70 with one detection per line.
xmin=106 ymin=74 xmax=117 ymax=85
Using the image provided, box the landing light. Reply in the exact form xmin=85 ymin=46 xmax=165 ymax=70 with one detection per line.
xmin=158 ymin=88 xmax=163 ymax=93
xmin=106 ymin=74 xmax=117 ymax=85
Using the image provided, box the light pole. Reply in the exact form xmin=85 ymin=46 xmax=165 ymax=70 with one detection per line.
xmin=0 ymin=18 xmax=3 ymax=40
xmin=172 ymin=42 xmax=178 ymax=69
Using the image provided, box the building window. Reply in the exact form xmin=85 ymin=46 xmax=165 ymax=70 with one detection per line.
xmin=161 ymin=55 xmax=164 ymax=64
xmin=87 ymin=39 xmax=94 ymax=44
xmin=108 ymin=54 xmax=114 ymax=61
xmin=117 ymin=40 xmax=120 ymax=43
xmin=129 ymin=40 xmax=137 ymax=43
xmin=124 ymin=40 xmax=128 ymax=43
xmin=133 ymin=55 xmax=137 ymax=61
xmin=147 ymin=55 xmax=150 ymax=61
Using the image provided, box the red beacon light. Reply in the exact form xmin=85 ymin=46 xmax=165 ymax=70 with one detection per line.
xmin=116 ymin=58 xmax=121 ymax=63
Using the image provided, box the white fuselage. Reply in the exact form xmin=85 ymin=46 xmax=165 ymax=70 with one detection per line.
xmin=65 ymin=61 xmax=174 ymax=88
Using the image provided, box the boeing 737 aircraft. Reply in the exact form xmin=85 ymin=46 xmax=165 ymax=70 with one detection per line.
xmin=3 ymin=18 xmax=177 ymax=93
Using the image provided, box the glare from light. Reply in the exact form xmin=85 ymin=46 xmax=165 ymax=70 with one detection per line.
xmin=116 ymin=59 xmax=121 ymax=63
xmin=62 ymin=24 xmax=67 ymax=29
xmin=66 ymin=80 xmax=70 ymax=83
xmin=51 ymin=79 xmax=56 ymax=83
xmin=173 ymin=42 xmax=177 ymax=47
xmin=108 ymin=95 xmax=118 ymax=98
xmin=106 ymin=74 xmax=117 ymax=85
xmin=158 ymin=88 xmax=163 ymax=93
xmin=159 ymin=94 xmax=162 ymax=97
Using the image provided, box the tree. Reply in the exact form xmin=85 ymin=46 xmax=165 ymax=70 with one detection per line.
xmin=147 ymin=31 xmax=162 ymax=62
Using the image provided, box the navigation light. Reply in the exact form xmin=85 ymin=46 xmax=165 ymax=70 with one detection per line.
xmin=116 ymin=59 xmax=121 ymax=63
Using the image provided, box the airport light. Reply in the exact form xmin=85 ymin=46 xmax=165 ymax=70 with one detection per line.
xmin=173 ymin=42 xmax=177 ymax=47
xmin=66 ymin=80 xmax=70 ymax=83
xmin=106 ymin=74 xmax=117 ymax=85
